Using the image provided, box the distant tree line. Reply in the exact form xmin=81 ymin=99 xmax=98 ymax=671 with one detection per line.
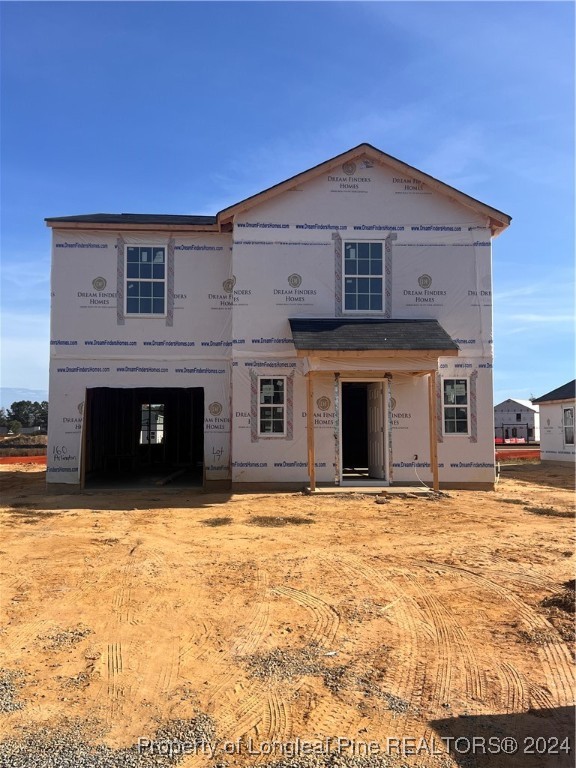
xmin=0 ymin=401 xmax=48 ymax=434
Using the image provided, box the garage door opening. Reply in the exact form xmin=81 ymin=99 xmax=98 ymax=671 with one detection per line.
xmin=82 ymin=387 xmax=204 ymax=487
xmin=341 ymin=381 xmax=387 ymax=484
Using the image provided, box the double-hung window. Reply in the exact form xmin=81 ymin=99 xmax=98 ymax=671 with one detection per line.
xmin=258 ymin=377 xmax=286 ymax=436
xmin=126 ymin=246 xmax=166 ymax=315
xmin=443 ymin=378 xmax=469 ymax=434
xmin=563 ymin=407 xmax=574 ymax=446
xmin=343 ymin=241 xmax=383 ymax=312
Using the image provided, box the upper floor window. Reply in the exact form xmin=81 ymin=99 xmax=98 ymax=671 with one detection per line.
xmin=126 ymin=246 xmax=166 ymax=315
xmin=516 ymin=412 xmax=522 ymax=421
xmin=258 ymin=377 xmax=286 ymax=436
xmin=343 ymin=241 xmax=383 ymax=312
xmin=443 ymin=378 xmax=469 ymax=435
xmin=563 ymin=407 xmax=574 ymax=445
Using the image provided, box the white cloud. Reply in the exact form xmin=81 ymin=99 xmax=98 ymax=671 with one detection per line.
xmin=493 ymin=285 xmax=538 ymax=301
xmin=508 ymin=314 xmax=574 ymax=324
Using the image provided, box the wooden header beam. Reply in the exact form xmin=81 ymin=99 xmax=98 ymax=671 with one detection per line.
xmin=295 ymin=349 xmax=458 ymax=360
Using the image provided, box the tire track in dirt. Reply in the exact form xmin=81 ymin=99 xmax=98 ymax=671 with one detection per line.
xmin=95 ymin=545 xmax=149 ymax=724
xmin=179 ymin=618 xmax=212 ymax=665
xmin=106 ymin=641 xmax=124 ymax=723
xmin=271 ymin=584 xmax=339 ymax=649
xmin=216 ymin=680 xmax=266 ymax=741
xmin=108 ymin=633 xmax=173 ymax=725
xmin=210 ymin=570 xmax=274 ymax=742
xmin=403 ymin=565 xmax=494 ymax=709
xmin=217 ymin=573 xmax=329 ymax=744
xmin=400 ymin=571 xmax=453 ymax=722
xmin=485 ymin=555 xmax=559 ymax=591
xmin=157 ymin=638 xmax=180 ymax=704
xmin=253 ymin=688 xmax=292 ymax=762
xmin=2 ymin=554 xmax=102 ymax=659
xmin=110 ymin=541 xmax=145 ymax=626
xmin=233 ymin=570 xmax=271 ymax=656
xmin=498 ymin=662 xmax=528 ymax=712
xmin=527 ymin=680 xmax=557 ymax=710
xmin=211 ymin=569 xmax=271 ymax=703
xmin=269 ymin=689 xmax=290 ymax=738
xmin=299 ymin=689 xmax=363 ymax=742
xmin=320 ymin=553 xmax=425 ymax=729
xmin=1 ymin=613 xmax=46 ymax=661
xmin=422 ymin=560 xmax=575 ymax=707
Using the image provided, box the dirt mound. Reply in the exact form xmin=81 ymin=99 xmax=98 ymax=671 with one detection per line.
xmin=0 ymin=434 xmax=47 ymax=446
xmin=0 ymin=433 xmax=47 ymax=457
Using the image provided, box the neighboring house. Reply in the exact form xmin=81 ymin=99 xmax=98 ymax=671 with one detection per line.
xmin=0 ymin=426 xmax=42 ymax=436
xmin=532 ymin=380 xmax=575 ymax=463
xmin=45 ymin=143 xmax=511 ymax=491
xmin=494 ymin=398 xmax=540 ymax=443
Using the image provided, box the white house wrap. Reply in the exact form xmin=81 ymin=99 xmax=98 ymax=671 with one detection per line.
xmin=46 ymin=143 xmax=511 ymax=490
xmin=532 ymin=381 xmax=575 ymax=464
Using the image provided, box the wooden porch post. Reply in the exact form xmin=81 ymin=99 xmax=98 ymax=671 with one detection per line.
xmin=307 ymin=372 xmax=316 ymax=492
xmin=80 ymin=388 xmax=88 ymax=490
xmin=428 ymin=370 xmax=440 ymax=492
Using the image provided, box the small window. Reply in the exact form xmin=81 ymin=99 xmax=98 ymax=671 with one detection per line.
xmin=516 ymin=413 xmax=522 ymax=421
xmin=126 ymin=246 xmax=166 ymax=315
xmin=563 ymin=407 xmax=574 ymax=445
xmin=140 ymin=404 xmax=164 ymax=444
xmin=343 ymin=241 xmax=383 ymax=312
xmin=443 ymin=378 xmax=469 ymax=435
xmin=258 ymin=377 xmax=286 ymax=436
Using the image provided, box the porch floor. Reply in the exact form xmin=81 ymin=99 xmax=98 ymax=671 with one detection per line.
xmin=307 ymin=484 xmax=434 ymax=496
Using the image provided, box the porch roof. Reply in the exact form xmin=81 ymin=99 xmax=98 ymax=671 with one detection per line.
xmin=289 ymin=318 xmax=459 ymax=353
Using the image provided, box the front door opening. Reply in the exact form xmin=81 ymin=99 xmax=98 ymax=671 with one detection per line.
xmin=83 ymin=387 xmax=204 ymax=487
xmin=341 ymin=381 xmax=386 ymax=483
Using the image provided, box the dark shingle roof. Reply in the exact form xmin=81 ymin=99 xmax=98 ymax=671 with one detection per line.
xmin=45 ymin=213 xmax=217 ymax=225
xmin=289 ymin=318 xmax=459 ymax=351
xmin=532 ymin=380 xmax=576 ymax=404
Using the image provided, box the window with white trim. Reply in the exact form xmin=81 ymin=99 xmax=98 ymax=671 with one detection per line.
xmin=126 ymin=246 xmax=166 ymax=315
xmin=258 ymin=377 xmax=286 ymax=436
xmin=443 ymin=378 xmax=469 ymax=434
xmin=563 ymin=407 xmax=574 ymax=445
xmin=343 ymin=241 xmax=383 ymax=312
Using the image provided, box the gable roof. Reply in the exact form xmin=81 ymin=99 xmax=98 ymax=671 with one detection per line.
xmin=46 ymin=143 xmax=511 ymax=235
xmin=289 ymin=318 xmax=459 ymax=352
xmin=217 ymin=143 xmax=511 ymax=235
xmin=495 ymin=398 xmax=539 ymax=411
xmin=532 ymin=380 xmax=576 ymax=404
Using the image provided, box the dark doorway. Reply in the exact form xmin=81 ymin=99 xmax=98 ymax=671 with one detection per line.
xmin=342 ymin=382 xmax=368 ymax=476
xmin=83 ymin=387 xmax=204 ymax=487
xmin=341 ymin=381 xmax=387 ymax=482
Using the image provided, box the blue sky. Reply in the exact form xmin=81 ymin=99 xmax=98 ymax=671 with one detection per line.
xmin=1 ymin=1 xmax=574 ymax=404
